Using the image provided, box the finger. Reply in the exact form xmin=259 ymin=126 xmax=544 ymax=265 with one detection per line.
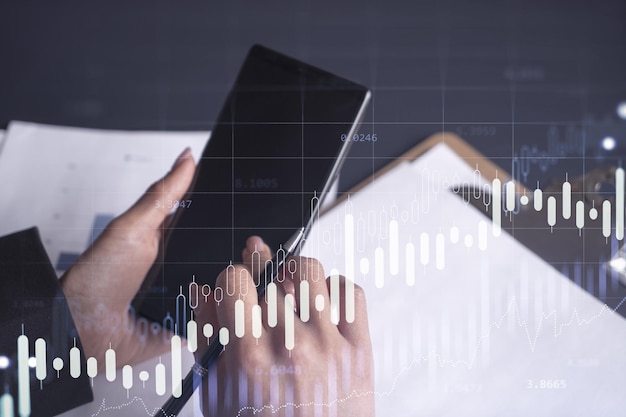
xmin=119 ymin=147 xmax=196 ymax=232
xmin=241 ymin=236 xmax=272 ymax=283
xmin=215 ymin=264 xmax=260 ymax=350
xmin=335 ymin=276 xmax=371 ymax=347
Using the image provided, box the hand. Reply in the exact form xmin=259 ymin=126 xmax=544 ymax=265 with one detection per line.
xmin=194 ymin=237 xmax=375 ymax=417
xmin=59 ymin=147 xmax=196 ymax=368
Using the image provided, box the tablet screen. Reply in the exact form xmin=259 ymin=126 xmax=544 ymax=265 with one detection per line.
xmin=136 ymin=45 xmax=370 ymax=328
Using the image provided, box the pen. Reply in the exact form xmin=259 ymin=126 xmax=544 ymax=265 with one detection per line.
xmin=157 ymin=227 xmax=306 ymax=416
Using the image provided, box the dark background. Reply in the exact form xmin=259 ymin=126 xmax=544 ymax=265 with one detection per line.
xmin=1 ymin=0 xmax=625 ymax=191
xmin=1 ymin=2 xmax=625 ymax=412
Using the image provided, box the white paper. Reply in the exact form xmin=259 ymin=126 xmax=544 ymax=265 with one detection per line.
xmin=301 ymin=143 xmax=626 ymax=416
xmin=0 ymin=121 xmax=210 ymax=274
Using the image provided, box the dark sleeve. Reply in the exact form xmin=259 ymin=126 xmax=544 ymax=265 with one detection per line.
xmin=0 ymin=228 xmax=93 ymax=417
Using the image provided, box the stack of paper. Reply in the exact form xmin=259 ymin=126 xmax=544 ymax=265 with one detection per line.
xmin=301 ymin=143 xmax=626 ymax=416
xmin=0 ymin=121 xmax=210 ymax=417
xmin=0 ymin=121 xmax=210 ymax=274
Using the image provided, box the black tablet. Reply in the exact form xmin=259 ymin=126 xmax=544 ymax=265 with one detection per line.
xmin=135 ymin=45 xmax=370 ymax=331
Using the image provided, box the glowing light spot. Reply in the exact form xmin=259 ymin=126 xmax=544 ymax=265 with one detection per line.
xmin=610 ymin=257 xmax=626 ymax=273
xmin=0 ymin=356 xmax=9 ymax=369
xmin=617 ymin=101 xmax=626 ymax=120
xmin=602 ymin=136 xmax=616 ymax=151
xmin=28 ymin=357 xmax=36 ymax=368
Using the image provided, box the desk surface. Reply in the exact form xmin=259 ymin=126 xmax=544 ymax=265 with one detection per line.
xmin=1 ymin=0 xmax=625 ymax=192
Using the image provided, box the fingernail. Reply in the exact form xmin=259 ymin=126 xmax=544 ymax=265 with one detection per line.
xmin=173 ymin=147 xmax=192 ymax=168
xmin=247 ymin=236 xmax=265 ymax=252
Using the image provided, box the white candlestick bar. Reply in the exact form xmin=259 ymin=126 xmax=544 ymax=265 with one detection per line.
xmin=252 ymin=305 xmax=263 ymax=339
xmin=187 ymin=320 xmax=197 ymax=353
xmin=267 ymin=282 xmax=278 ymax=328
xmin=235 ymin=299 xmax=245 ymax=338
xmin=52 ymin=358 xmax=63 ymax=374
xmin=345 ymin=275 xmax=355 ymax=324
xmin=389 ymin=219 xmax=399 ymax=275
xmin=420 ymin=233 xmax=429 ymax=266
xmin=105 ymin=348 xmax=116 ymax=382
xmin=359 ymin=257 xmax=369 ymax=275
xmin=492 ymin=179 xmax=502 ymax=236
xmin=330 ymin=269 xmax=340 ymax=325
xmin=576 ymin=201 xmax=585 ymax=230
xmin=203 ymin=323 xmax=213 ymax=343
xmin=345 ymin=214 xmax=356 ymax=324
xmin=506 ymin=181 xmax=515 ymax=212
xmin=547 ymin=196 xmax=557 ymax=227
xmin=315 ymin=295 xmax=325 ymax=314
xmin=345 ymin=213 xmax=355 ymax=280
xmin=69 ymin=346 xmax=81 ymax=378
xmin=219 ymin=328 xmax=229 ymax=346
xmin=562 ymin=180 xmax=571 ymax=219
xmin=17 ymin=335 xmax=30 ymax=417
xmin=450 ymin=226 xmax=459 ymax=244
xmin=616 ymin=168 xmax=624 ymax=240
xmin=87 ymin=357 xmax=98 ymax=379
xmin=375 ymin=247 xmax=384 ymax=288
xmin=299 ymin=281 xmax=310 ymax=322
xmin=603 ymin=200 xmax=612 ymax=238
xmin=35 ymin=338 xmax=46 ymax=382
xmin=239 ymin=267 xmax=249 ymax=297
xmin=478 ymin=220 xmax=487 ymax=251
xmin=284 ymin=294 xmax=295 ymax=351
xmin=139 ymin=371 xmax=149 ymax=386
xmin=155 ymin=362 xmax=166 ymax=396
xmin=534 ymin=187 xmax=543 ymax=212
xmin=520 ymin=194 xmax=529 ymax=205
xmin=0 ymin=393 xmax=14 ymax=417
xmin=171 ymin=335 xmax=182 ymax=398
xmin=435 ymin=233 xmax=445 ymax=270
xmin=122 ymin=365 xmax=133 ymax=390
xmin=406 ymin=242 xmax=415 ymax=286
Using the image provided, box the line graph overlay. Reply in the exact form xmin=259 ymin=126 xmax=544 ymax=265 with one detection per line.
xmin=13 ymin=143 xmax=625 ymax=416
xmin=300 ymin=144 xmax=626 ymax=416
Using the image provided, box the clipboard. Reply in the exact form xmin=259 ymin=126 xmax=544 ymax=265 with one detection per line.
xmin=333 ymin=132 xmax=508 ymax=205
xmin=332 ymin=132 xmax=626 ymax=317
xmin=303 ymin=131 xmax=626 ymax=416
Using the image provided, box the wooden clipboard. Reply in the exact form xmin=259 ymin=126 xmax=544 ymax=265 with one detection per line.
xmin=328 ymin=132 xmax=626 ymax=318
xmin=329 ymin=131 xmax=512 ymax=211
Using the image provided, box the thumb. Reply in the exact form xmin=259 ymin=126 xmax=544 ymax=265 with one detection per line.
xmin=60 ymin=147 xmax=196 ymax=306
xmin=119 ymin=147 xmax=196 ymax=233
